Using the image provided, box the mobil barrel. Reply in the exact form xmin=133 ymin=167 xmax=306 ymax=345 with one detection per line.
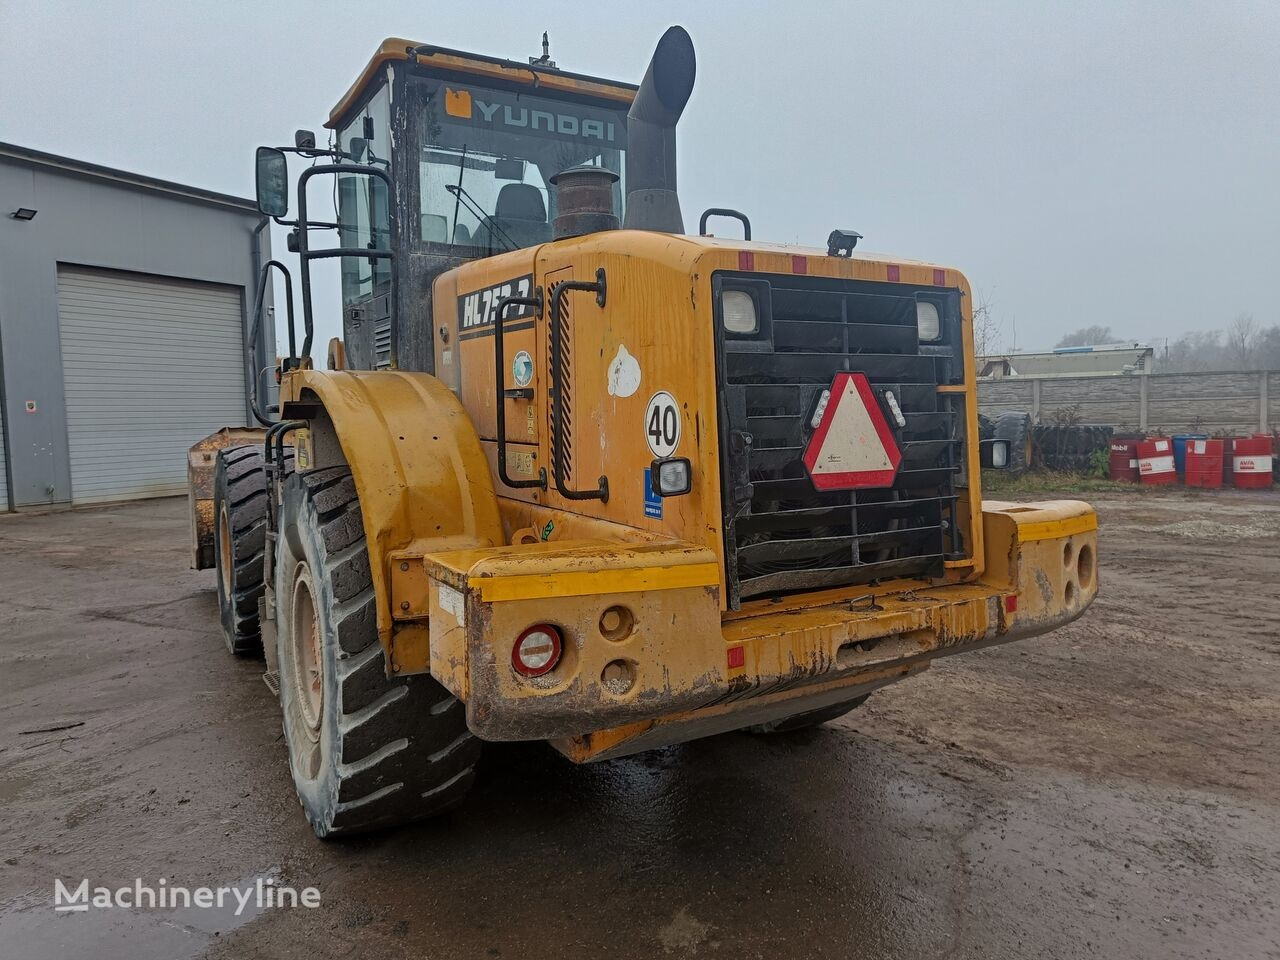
xmin=1232 ymin=435 xmax=1274 ymax=489
xmin=1172 ymin=434 xmax=1207 ymax=476
xmin=1108 ymin=436 xmax=1141 ymax=482
xmin=1136 ymin=438 xmax=1177 ymax=485
xmin=1184 ymin=438 xmax=1224 ymax=489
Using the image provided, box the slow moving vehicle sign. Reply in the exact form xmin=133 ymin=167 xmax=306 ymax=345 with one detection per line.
xmin=802 ymin=372 xmax=901 ymax=490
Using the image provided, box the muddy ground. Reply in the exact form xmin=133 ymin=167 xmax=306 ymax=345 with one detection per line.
xmin=1 ymin=490 xmax=1277 ymax=959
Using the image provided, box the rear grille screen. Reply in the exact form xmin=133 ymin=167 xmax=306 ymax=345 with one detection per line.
xmin=714 ymin=271 xmax=967 ymax=607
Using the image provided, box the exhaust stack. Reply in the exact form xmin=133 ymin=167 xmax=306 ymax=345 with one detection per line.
xmin=622 ymin=26 xmax=695 ymax=233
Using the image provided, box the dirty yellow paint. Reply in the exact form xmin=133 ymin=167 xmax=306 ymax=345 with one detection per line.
xmin=327 ymin=37 xmax=636 ymax=129
xmin=470 ymin=562 xmax=721 ymax=603
xmin=278 ymin=369 xmax=504 ymax=670
xmin=267 ymin=201 xmax=1095 ymax=750
xmin=983 ymin=500 xmax=1099 ymax=543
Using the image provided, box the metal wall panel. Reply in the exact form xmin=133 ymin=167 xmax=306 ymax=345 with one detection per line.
xmin=0 ymin=394 xmax=8 ymax=510
xmin=56 ymin=266 xmax=246 ymax=503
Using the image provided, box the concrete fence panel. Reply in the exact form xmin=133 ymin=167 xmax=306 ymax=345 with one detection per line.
xmin=978 ymin=370 xmax=1276 ymax=436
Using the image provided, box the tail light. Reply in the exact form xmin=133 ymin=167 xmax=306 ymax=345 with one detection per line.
xmin=512 ymin=624 xmax=563 ymax=677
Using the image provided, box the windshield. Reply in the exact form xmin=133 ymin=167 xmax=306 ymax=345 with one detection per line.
xmin=413 ymin=79 xmax=628 ymax=254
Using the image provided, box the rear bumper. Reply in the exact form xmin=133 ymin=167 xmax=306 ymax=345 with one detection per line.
xmin=413 ymin=500 xmax=1098 ymax=761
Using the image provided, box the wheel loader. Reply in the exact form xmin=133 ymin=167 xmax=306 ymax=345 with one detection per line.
xmin=187 ymin=26 xmax=1099 ymax=837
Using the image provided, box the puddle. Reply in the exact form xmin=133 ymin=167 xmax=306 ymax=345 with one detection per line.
xmin=0 ymin=869 xmax=283 ymax=960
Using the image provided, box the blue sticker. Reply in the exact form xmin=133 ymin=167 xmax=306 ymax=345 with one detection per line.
xmin=643 ymin=468 xmax=663 ymax=519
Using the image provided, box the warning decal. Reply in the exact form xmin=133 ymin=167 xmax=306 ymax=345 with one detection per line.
xmin=802 ymin=372 xmax=901 ymax=490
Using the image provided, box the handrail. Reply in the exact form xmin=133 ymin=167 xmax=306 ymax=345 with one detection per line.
xmin=549 ymin=269 xmax=609 ymax=503
xmin=246 ymin=259 xmax=295 ymax=426
xmin=493 ymin=292 xmax=546 ymax=490
xmin=296 ymin=162 xmax=397 ymax=366
xmin=698 ymin=207 xmax=752 ymax=240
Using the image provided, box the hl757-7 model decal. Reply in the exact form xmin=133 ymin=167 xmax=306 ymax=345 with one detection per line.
xmin=458 ymin=274 xmax=535 ymax=338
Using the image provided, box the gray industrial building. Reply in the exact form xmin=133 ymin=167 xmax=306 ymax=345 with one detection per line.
xmin=0 ymin=142 xmax=272 ymax=511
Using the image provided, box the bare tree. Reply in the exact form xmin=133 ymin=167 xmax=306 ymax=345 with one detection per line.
xmin=1256 ymin=326 xmax=1280 ymax=370
xmin=1225 ymin=312 xmax=1259 ymax=369
xmin=1164 ymin=330 xmax=1223 ymax=372
xmin=972 ymin=290 xmax=1002 ymax=357
xmin=1055 ymin=325 xmax=1116 ymax=348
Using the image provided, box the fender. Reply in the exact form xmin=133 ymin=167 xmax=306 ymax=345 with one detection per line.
xmin=281 ymin=369 xmax=504 ymax=674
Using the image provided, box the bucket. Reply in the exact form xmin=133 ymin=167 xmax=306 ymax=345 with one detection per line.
xmin=1171 ymin=434 xmax=1207 ymax=476
xmin=1184 ymin=438 xmax=1224 ymax=489
xmin=1137 ymin=438 xmax=1177 ymax=485
xmin=1108 ymin=436 xmax=1141 ymax=482
xmin=1232 ymin=435 xmax=1274 ymax=489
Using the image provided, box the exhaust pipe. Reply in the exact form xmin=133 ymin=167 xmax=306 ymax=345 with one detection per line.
xmin=622 ymin=26 xmax=695 ymax=233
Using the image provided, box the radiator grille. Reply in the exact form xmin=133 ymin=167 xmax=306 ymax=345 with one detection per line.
xmin=716 ymin=272 xmax=966 ymax=606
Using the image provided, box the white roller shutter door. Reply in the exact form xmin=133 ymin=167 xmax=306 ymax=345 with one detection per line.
xmin=57 ymin=266 xmax=247 ymax=504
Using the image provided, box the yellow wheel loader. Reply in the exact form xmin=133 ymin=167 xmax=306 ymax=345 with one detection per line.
xmin=188 ymin=27 xmax=1098 ymax=837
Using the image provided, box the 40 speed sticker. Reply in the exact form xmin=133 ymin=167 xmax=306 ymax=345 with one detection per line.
xmin=644 ymin=391 xmax=681 ymax=458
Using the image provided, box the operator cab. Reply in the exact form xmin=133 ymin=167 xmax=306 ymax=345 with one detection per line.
xmin=324 ymin=38 xmax=636 ymax=371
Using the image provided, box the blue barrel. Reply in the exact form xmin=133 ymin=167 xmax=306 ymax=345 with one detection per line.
xmin=1171 ymin=434 xmax=1207 ymax=476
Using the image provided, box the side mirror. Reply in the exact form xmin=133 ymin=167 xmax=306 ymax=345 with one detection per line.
xmin=347 ymin=137 xmax=369 ymax=163
xmin=255 ymin=146 xmax=289 ymax=218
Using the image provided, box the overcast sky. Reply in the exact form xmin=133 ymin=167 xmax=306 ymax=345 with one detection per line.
xmin=2 ymin=0 xmax=1277 ymax=354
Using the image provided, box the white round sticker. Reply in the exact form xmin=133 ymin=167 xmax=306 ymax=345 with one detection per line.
xmin=645 ymin=391 xmax=681 ymax=457
xmin=512 ymin=350 xmax=534 ymax=387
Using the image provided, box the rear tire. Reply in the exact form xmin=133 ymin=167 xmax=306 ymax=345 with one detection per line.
xmin=213 ymin=444 xmax=292 ymax=656
xmin=275 ymin=467 xmax=480 ymax=838
xmin=994 ymin=411 xmax=1033 ymax=476
xmin=745 ymin=694 xmax=869 ymax=734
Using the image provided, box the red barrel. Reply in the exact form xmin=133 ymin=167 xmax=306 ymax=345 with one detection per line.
xmin=1108 ymin=436 xmax=1142 ymax=482
xmin=1137 ymin=438 xmax=1177 ymax=485
xmin=1232 ymin=435 xmax=1274 ymax=489
xmin=1184 ymin=438 xmax=1224 ymax=489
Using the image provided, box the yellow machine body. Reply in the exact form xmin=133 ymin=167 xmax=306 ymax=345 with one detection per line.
xmin=281 ymin=230 xmax=1099 ymax=761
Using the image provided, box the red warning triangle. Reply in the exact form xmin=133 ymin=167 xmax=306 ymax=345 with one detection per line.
xmin=802 ymin=372 xmax=902 ymax=490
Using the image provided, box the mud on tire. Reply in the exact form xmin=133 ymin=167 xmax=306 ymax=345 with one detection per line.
xmin=213 ymin=444 xmax=293 ymax=656
xmin=745 ymin=694 xmax=869 ymax=734
xmin=275 ymin=467 xmax=480 ymax=838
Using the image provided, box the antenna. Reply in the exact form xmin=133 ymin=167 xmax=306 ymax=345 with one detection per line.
xmin=530 ymin=31 xmax=557 ymax=68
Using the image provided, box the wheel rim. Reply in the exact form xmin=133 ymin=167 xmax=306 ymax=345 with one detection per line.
xmin=217 ymin=503 xmax=233 ymax=596
xmin=289 ymin=566 xmax=324 ymax=741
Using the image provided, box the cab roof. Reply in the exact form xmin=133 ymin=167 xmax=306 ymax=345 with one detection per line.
xmin=328 ymin=37 xmax=639 ymax=129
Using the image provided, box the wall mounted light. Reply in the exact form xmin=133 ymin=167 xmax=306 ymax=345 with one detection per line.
xmin=10 ymin=208 xmax=37 ymax=221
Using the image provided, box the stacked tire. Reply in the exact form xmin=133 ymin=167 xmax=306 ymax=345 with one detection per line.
xmin=1032 ymin=424 xmax=1114 ymax=473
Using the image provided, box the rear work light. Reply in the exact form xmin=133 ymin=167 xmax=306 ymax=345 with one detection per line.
xmin=650 ymin=457 xmax=692 ymax=497
xmin=980 ymin=438 xmax=1010 ymax=469
xmin=512 ymin=624 xmax=563 ymax=677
